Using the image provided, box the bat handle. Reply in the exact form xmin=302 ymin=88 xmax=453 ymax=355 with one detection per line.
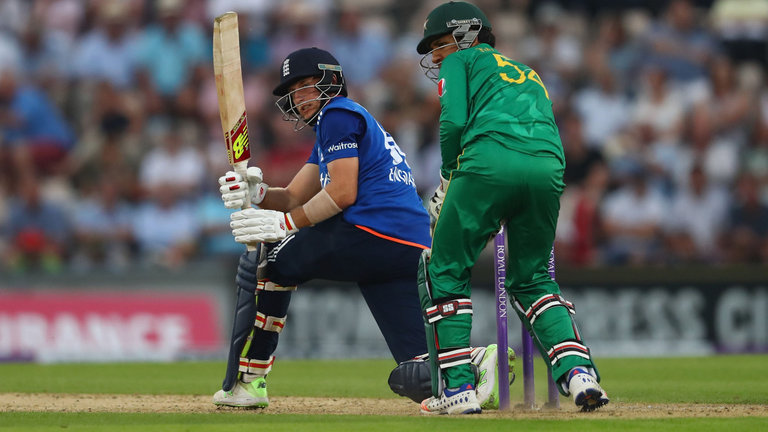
xmin=232 ymin=161 xmax=257 ymax=252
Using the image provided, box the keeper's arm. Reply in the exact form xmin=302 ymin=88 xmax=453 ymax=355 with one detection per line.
xmin=438 ymin=53 xmax=469 ymax=179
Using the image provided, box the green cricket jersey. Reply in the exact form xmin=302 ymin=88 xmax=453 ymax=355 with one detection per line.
xmin=437 ymin=43 xmax=564 ymax=178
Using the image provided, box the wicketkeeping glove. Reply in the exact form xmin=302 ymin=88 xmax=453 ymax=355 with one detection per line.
xmin=218 ymin=166 xmax=268 ymax=209
xmin=427 ymin=175 xmax=449 ymax=236
xmin=230 ymin=208 xmax=299 ymax=244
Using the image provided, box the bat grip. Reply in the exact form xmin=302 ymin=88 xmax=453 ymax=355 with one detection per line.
xmin=232 ymin=161 xmax=257 ymax=252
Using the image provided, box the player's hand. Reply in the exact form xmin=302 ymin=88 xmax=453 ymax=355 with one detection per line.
xmin=427 ymin=175 xmax=449 ymax=236
xmin=230 ymin=208 xmax=298 ymax=244
xmin=218 ymin=167 xmax=268 ymax=209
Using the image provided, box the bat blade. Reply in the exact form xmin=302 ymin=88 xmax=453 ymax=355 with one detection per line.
xmin=213 ymin=11 xmax=250 ymax=175
xmin=214 ymin=11 xmax=256 ymax=252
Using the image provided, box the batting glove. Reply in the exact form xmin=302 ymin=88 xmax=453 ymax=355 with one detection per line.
xmin=230 ymin=208 xmax=299 ymax=244
xmin=218 ymin=166 xmax=268 ymax=209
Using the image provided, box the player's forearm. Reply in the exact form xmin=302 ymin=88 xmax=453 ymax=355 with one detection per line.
xmin=260 ymin=187 xmax=301 ymax=212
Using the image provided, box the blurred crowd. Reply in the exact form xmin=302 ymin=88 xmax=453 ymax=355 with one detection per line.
xmin=1 ymin=0 xmax=767 ymax=274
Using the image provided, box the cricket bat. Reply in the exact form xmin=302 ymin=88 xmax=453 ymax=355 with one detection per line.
xmin=213 ymin=11 xmax=256 ymax=251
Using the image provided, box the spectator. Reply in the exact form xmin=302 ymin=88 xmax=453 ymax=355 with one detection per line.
xmin=676 ymin=104 xmax=741 ymax=189
xmin=642 ymin=0 xmax=719 ymax=85
xmin=70 ymin=81 xmax=143 ymax=205
xmin=722 ymin=173 xmax=768 ymax=263
xmin=31 ymin=0 xmax=85 ymax=47
xmin=696 ymin=56 xmax=755 ymax=144
xmin=629 ymin=65 xmax=685 ymax=146
xmin=134 ymin=0 xmax=207 ymax=117
xmin=70 ymin=178 xmax=134 ymax=272
xmin=518 ymin=2 xmax=582 ymax=114
xmin=627 ymin=65 xmax=686 ymax=193
xmin=196 ymin=189 xmax=242 ymax=262
xmin=328 ymin=5 xmax=392 ymax=90
xmin=0 ymin=0 xmax=27 ymax=35
xmin=664 ymin=164 xmax=730 ymax=263
xmin=237 ymin=12 xmax=272 ymax=72
xmin=259 ymin=111 xmax=316 ymax=187
xmin=71 ymin=0 xmax=140 ymax=90
xmin=269 ymin=3 xmax=329 ymax=68
xmin=561 ymin=110 xmax=605 ymax=187
xmin=0 ymin=66 xmax=75 ymax=180
xmin=557 ymin=162 xmax=610 ymax=267
xmin=600 ymin=164 xmax=667 ymax=265
xmin=2 ymin=177 xmax=71 ymax=273
xmin=138 ymin=119 xmax=206 ymax=198
xmin=572 ymin=65 xmax=631 ymax=150
xmin=16 ymin=20 xmax=70 ymax=91
xmin=131 ymin=185 xmax=200 ymax=269
xmin=0 ymin=30 xmax=22 ymax=74
xmin=520 ymin=2 xmax=584 ymax=83
xmin=742 ymin=120 xmax=768 ymax=202
xmin=587 ymin=11 xmax=644 ymax=93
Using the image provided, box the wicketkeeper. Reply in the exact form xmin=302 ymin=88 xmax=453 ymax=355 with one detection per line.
xmin=415 ymin=2 xmax=609 ymax=414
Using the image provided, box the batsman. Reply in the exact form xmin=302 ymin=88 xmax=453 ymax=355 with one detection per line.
xmin=415 ymin=2 xmax=609 ymax=414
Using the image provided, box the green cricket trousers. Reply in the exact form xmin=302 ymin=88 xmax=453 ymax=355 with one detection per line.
xmin=429 ymin=140 xmax=594 ymax=389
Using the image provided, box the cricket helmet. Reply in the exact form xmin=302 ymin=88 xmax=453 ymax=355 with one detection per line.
xmin=273 ymin=47 xmax=347 ymax=129
xmin=417 ymin=1 xmax=491 ymax=55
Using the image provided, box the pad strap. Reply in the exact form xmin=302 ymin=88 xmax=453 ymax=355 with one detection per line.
xmin=547 ymin=339 xmax=591 ymax=367
xmin=257 ymin=280 xmax=297 ymax=291
xmin=522 ymin=294 xmax=575 ymax=326
xmin=254 ymin=312 xmax=286 ymax=333
xmin=437 ymin=347 xmax=473 ymax=369
xmin=424 ymin=298 xmax=472 ymax=324
xmin=238 ymin=355 xmax=275 ymax=376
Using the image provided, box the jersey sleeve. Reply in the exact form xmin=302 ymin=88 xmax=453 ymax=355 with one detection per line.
xmin=437 ymin=53 xmax=469 ymax=179
xmin=317 ymin=108 xmax=364 ymax=163
xmin=306 ymin=147 xmax=319 ymax=165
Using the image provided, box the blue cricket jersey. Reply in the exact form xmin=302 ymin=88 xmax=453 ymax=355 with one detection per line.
xmin=308 ymin=97 xmax=430 ymax=249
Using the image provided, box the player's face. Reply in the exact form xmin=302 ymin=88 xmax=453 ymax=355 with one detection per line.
xmin=288 ymin=76 xmax=323 ymax=120
xmin=430 ymin=34 xmax=460 ymax=68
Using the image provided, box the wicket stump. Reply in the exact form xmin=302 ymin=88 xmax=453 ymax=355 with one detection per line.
xmin=494 ymin=227 xmax=560 ymax=410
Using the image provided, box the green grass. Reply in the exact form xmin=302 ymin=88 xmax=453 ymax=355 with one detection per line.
xmin=1 ymin=355 xmax=767 ymax=431
xmin=1 ymin=413 xmax=767 ymax=432
xmin=2 ymin=355 xmax=767 ymax=404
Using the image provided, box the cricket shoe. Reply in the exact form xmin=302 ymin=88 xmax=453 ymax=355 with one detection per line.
xmin=420 ymin=383 xmax=482 ymax=415
xmin=567 ymin=367 xmax=609 ymax=412
xmin=472 ymin=344 xmax=516 ymax=409
xmin=213 ymin=377 xmax=269 ymax=408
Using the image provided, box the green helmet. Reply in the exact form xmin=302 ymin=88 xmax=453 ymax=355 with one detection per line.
xmin=417 ymin=1 xmax=492 ymax=54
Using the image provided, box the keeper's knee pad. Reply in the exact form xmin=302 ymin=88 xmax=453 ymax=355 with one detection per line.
xmin=512 ymin=293 xmax=599 ymax=394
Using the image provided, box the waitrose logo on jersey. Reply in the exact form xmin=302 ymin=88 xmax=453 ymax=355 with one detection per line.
xmin=327 ymin=142 xmax=358 ymax=153
xmin=0 ymin=291 xmax=223 ymax=362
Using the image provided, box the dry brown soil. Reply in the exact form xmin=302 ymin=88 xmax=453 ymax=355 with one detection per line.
xmin=2 ymin=393 xmax=767 ymax=418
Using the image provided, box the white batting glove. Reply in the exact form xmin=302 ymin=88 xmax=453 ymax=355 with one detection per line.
xmin=218 ymin=167 xmax=268 ymax=209
xmin=230 ymin=208 xmax=299 ymax=244
xmin=428 ymin=175 xmax=449 ymax=236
